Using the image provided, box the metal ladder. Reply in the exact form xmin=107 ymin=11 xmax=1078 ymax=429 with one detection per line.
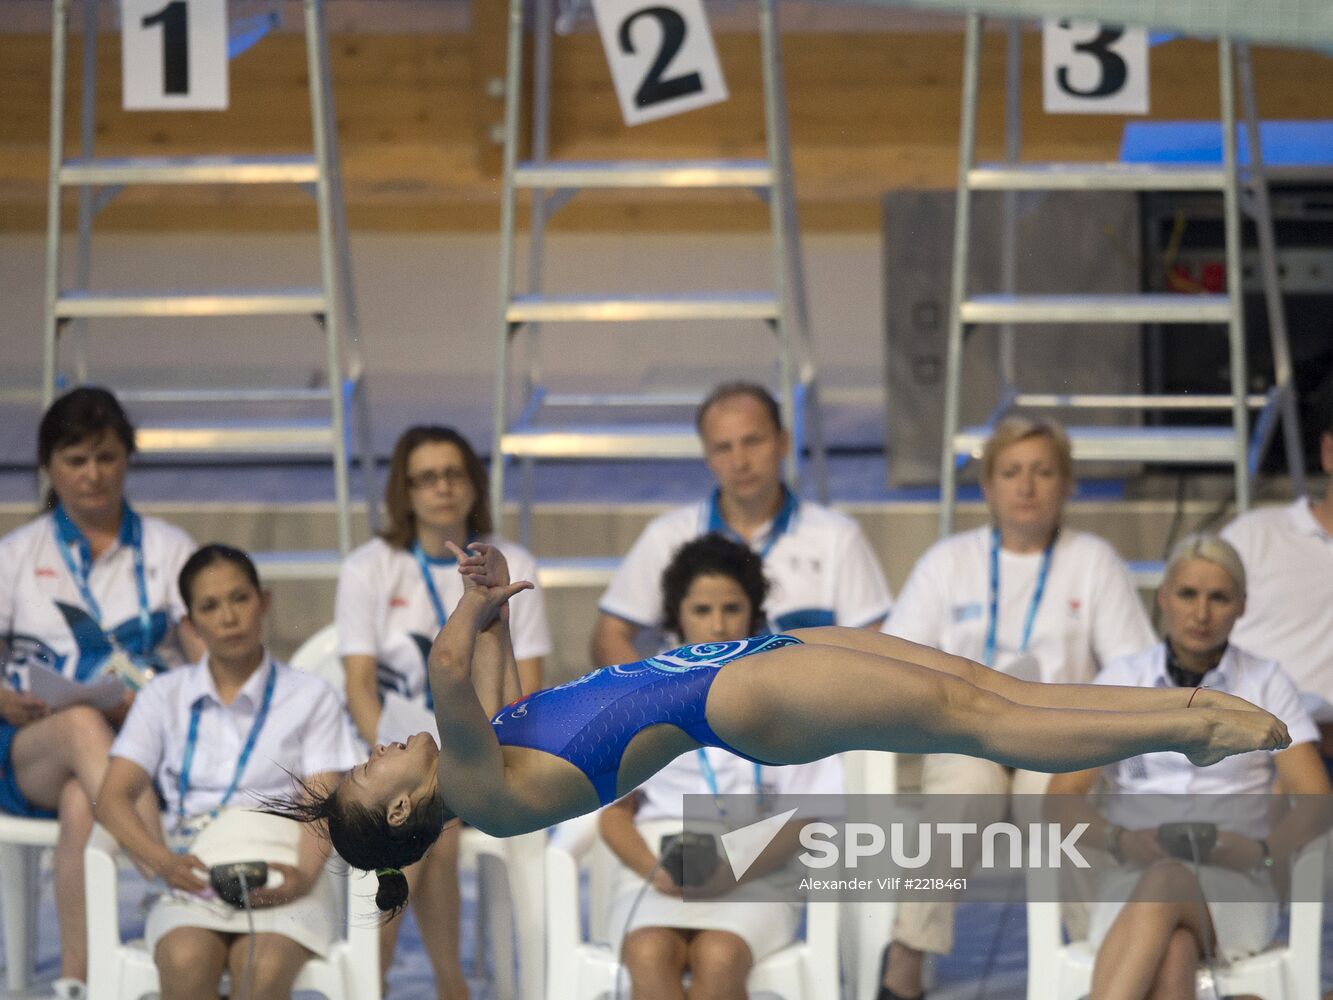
xmin=42 ymin=0 xmax=376 ymax=579
xmin=490 ymin=0 xmax=826 ymax=551
xmin=938 ymin=16 xmax=1304 ymax=541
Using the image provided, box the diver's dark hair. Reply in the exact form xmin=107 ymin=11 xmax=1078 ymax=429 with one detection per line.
xmin=178 ymin=543 xmax=262 ymax=612
xmin=661 ymin=533 xmax=769 ymax=637
xmin=264 ymin=776 xmax=448 ymax=916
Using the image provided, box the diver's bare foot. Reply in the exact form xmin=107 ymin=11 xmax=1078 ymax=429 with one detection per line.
xmin=1184 ymin=708 xmax=1291 ymax=767
xmin=1190 ymin=687 xmax=1266 ymax=715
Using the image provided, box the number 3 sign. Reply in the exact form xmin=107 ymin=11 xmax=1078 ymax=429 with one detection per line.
xmin=1042 ymin=20 xmax=1148 ymax=115
xmin=591 ymin=0 xmax=728 ymax=126
xmin=122 ymin=0 xmax=228 ymax=110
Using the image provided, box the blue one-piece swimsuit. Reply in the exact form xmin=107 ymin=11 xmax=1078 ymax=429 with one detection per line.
xmin=489 ymin=633 xmax=802 ymax=804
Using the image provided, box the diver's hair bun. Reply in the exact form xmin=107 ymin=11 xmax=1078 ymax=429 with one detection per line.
xmin=375 ymin=869 xmax=409 ymax=913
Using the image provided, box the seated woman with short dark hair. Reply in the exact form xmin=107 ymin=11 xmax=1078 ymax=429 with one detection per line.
xmin=95 ymin=544 xmax=361 ymax=1000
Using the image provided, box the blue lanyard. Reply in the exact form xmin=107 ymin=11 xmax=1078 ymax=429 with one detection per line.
xmin=705 ymin=487 xmax=797 ymax=559
xmin=176 ymin=662 xmax=278 ymax=829
xmin=412 ymin=535 xmax=477 ymax=630
xmin=53 ymin=502 xmax=153 ymax=654
xmin=696 ymin=748 xmax=763 ymax=814
xmin=983 ymin=527 xmax=1055 ymax=667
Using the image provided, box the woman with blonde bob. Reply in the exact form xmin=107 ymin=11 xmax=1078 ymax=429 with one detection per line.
xmin=268 ymin=542 xmax=1291 ymax=927
xmin=879 ymin=414 xmax=1156 ymax=1000
xmin=1048 ymin=533 xmax=1331 ymax=1000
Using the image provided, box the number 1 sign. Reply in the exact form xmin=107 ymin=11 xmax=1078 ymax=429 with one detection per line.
xmin=122 ymin=0 xmax=228 ymax=110
xmin=591 ymin=0 xmax=729 ymax=126
xmin=1042 ymin=20 xmax=1148 ymax=115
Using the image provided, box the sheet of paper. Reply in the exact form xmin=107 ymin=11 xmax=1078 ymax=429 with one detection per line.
xmin=23 ymin=662 xmax=124 ymax=712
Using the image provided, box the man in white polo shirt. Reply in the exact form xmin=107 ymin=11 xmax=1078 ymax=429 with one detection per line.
xmin=592 ymin=382 xmax=893 ymax=665
xmin=1222 ymin=405 xmax=1333 ymax=775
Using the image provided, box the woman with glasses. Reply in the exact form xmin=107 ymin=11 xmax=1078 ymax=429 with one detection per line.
xmin=335 ymin=424 xmax=550 ymax=998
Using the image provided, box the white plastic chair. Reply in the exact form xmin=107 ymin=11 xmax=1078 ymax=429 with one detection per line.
xmin=0 ymin=813 xmax=60 ymax=991
xmin=289 ymin=623 xmax=546 ymax=1000
xmin=545 ymin=837 xmax=840 ymax=1000
xmin=288 ymin=623 xmax=345 ymax=696
xmin=1025 ymin=832 xmax=1328 ymax=1000
xmin=84 ymin=823 xmax=381 ymax=1000
xmin=839 ymin=750 xmax=898 ymax=1000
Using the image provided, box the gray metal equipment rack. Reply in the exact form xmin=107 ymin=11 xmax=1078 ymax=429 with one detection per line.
xmin=938 ymin=16 xmax=1304 ymax=548
xmin=42 ymin=0 xmax=375 ymax=578
xmin=490 ymin=0 xmax=826 ymax=554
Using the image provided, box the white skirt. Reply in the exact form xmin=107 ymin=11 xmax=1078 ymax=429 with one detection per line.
xmin=605 ymin=819 xmax=801 ymax=962
xmin=1087 ymin=864 xmax=1279 ymax=962
xmin=149 ymin=810 xmax=341 ymax=958
xmin=145 ymin=872 xmax=340 ymax=958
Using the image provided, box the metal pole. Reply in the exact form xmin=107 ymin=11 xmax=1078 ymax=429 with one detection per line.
xmin=1218 ymin=40 xmax=1250 ymax=513
xmin=43 ymin=0 xmax=71 ymax=415
xmin=491 ymin=0 xmax=527 ymax=522
xmin=72 ymin=0 xmax=98 ymax=385
xmin=1236 ymin=42 xmax=1305 ymax=496
xmin=998 ymin=19 xmax=1021 ymax=396
xmin=305 ymin=0 xmax=353 ymax=554
xmin=758 ymin=0 xmax=799 ymax=492
xmin=939 ymin=14 xmax=983 ymax=536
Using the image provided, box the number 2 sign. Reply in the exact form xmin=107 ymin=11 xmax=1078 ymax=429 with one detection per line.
xmin=591 ymin=0 xmax=728 ymax=126
xmin=1042 ymin=20 xmax=1148 ymax=115
xmin=122 ymin=0 xmax=228 ymax=110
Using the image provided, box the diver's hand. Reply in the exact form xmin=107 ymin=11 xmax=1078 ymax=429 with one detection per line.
xmin=449 ymin=541 xmax=532 ymax=613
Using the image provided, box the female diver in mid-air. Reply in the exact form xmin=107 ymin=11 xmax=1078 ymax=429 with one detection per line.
xmin=274 ymin=542 xmax=1290 ymax=912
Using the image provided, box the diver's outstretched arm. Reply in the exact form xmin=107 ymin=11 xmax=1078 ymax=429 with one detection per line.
xmin=444 ymin=541 xmax=528 ymax=716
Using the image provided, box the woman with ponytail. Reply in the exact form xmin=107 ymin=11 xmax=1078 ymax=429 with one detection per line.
xmin=271 ymin=543 xmax=1292 ymax=914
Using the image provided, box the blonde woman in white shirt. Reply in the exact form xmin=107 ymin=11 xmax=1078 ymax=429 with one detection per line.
xmin=96 ymin=544 xmax=361 ymax=1000
xmin=880 ymin=415 xmax=1155 ymax=1000
xmin=1047 ymin=535 xmax=1330 ymax=1000
xmin=335 ymin=424 xmax=551 ymax=999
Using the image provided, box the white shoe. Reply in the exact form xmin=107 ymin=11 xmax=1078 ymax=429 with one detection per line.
xmin=52 ymin=978 xmax=87 ymax=1000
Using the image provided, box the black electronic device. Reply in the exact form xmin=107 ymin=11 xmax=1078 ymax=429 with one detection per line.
xmin=1156 ymin=822 xmax=1218 ymax=863
xmin=210 ymin=861 xmax=268 ymax=909
xmin=659 ymin=832 xmax=720 ymax=888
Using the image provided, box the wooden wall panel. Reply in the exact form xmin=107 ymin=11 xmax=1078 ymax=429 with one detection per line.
xmin=1 ymin=26 xmax=1329 ymax=232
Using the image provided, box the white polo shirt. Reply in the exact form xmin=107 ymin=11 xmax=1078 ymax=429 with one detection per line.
xmin=1094 ymin=643 xmax=1318 ymax=837
xmin=335 ymin=535 xmax=551 ymax=708
xmin=885 ymin=527 xmax=1153 ymax=684
xmin=0 ymin=509 xmax=194 ymax=683
xmin=634 ymin=748 xmax=845 ymax=825
xmin=599 ymin=491 xmax=893 ymax=637
xmin=111 ymin=654 xmax=360 ymax=822
xmin=1222 ymin=498 xmax=1333 ymax=701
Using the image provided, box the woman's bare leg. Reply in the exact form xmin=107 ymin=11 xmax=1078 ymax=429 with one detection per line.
xmin=226 ymin=932 xmax=311 ymax=1000
xmin=1090 ymin=863 xmax=1212 ymax=1000
xmin=622 ymin=927 xmax=689 ymax=1000
xmin=707 ymin=646 xmax=1287 ymax=772
xmin=156 ymin=927 xmax=229 ymax=1000
xmin=412 ymin=823 xmax=470 ymax=1000
xmin=11 ymin=705 xmax=118 ymax=980
xmin=1145 ymin=928 xmax=1201 ymax=1000
xmin=685 ymin=930 xmax=751 ymax=1000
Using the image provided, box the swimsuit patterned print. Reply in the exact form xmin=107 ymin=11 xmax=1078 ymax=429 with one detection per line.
xmin=489 ymin=633 xmax=803 ymax=804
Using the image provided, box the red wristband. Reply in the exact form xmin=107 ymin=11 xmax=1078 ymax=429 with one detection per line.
xmin=1187 ymin=687 xmax=1204 ymax=708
